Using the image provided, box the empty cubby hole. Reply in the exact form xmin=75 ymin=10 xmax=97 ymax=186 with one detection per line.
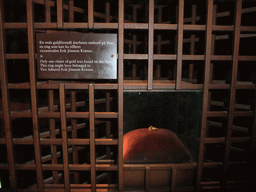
xmin=241 ymin=1 xmax=256 ymax=26
xmin=0 ymin=170 xmax=10 ymax=188
xmin=14 ymin=144 xmax=35 ymax=164
xmin=16 ymin=170 xmax=37 ymax=189
xmin=235 ymin=89 xmax=255 ymax=111
xmin=67 ymin=171 xmax=91 ymax=184
xmin=155 ymin=0 xmax=178 ymax=24
xmin=124 ymin=29 xmax=148 ymax=54
xmin=124 ymin=59 xmax=148 ymax=80
xmin=63 ymin=89 xmax=90 ymax=113
xmin=96 ymin=171 xmax=118 ymax=185
xmin=183 ymin=31 xmax=205 ymax=55
xmin=182 ymin=60 xmax=205 ymax=84
xmin=63 ymin=145 xmax=91 ymax=165
xmin=11 ymin=117 xmax=33 ymax=138
xmin=124 ymin=1 xmax=147 ymax=23
xmin=214 ymin=0 xmax=235 ymax=26
xmin=42 ymin=170 xmax=63 ymax=185
xmin=3 ymin=0 xmax=27 ymax=22
xmin=229 ymin=143 xmax=251 ymax=163
xmin=227 ymin=163 xmax=251 ymax=186
xmin=7 ymin=60 xmax=29 ymax=84
xmin=209 ymin=89 xmax=230 ymax=111
xmin=184 ymin=0 xmax=207 ymax=25
xmin=94 ymin=90 xmax=118 ymax=113
xmin=5 ymin=29 xmax=28 ymax=54
xmin=40 ymin=144 xmax=66 ymax=165
xmin=204 ymin=143 xmax=226 ymax=163
xmin=239 ymin=32 xmax=256 ymax=56
xmin=95 ymin=145 xmax=118 ymax=164
xmin=207 ymin=117 xmax=228 ymax=138
xmin=34 ymin=2 xmax=45 ymax=22
xmin=211 ymin=61 xmax=232 ymax=84
xmin=8 ymin=89 xmax=31 ymax=111
xmin=49 ymin=0 xmax=57 ymax=22
xmin=95 ymin=118 xmax=118 ymax=139
xmin=0 ymin=145 xmax=7 ymax=164
xmin=73 ymin=9 xmax=88 ymax=23
xmin=213 ymin=31 xmax=234 ymax=55
xmin=232 ymin=116 xmax=254 ymax=138
xmin=237 ymin=61 xmax=256 ymax=83
xmin=65 ymin=118 xmax=89 ymax=139
xmin=153 ymin=60 xmax=176 ymax=80
xmin=154 ymin=30 xmax=177 ymax=55
xmin=202 ymin=166 xmax=223 ymax=182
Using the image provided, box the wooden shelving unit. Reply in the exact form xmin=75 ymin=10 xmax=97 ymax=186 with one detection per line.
xmin=0 ymin=0 xmax=256 ymax=191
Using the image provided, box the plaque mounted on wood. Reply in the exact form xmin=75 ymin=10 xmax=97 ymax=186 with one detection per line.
xmin=36 ymin=32 xmax=117 ymax=79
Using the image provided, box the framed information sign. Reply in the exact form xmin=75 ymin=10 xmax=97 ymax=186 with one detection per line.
xmin=36 ymin=32 xmax=117 ymax=79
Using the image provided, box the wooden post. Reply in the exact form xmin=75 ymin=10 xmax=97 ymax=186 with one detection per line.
xmin=197 ymin=0 xmax=214 ymax=191
xmin=27 ymin=0 xmax=44 ymax=190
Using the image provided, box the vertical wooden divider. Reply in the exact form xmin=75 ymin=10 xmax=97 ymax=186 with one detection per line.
xmin=197 ymin=0 xmax=214 ymax=190
xmin=176 ymin=0 xmax=184 ymax=90
xmin=205 ymin=4 xmax=217 ymax=172
xmin=88 ymin=0 xmax=94 ymax=29
xmin=156 ymin=6 xmax=162 ymax=80
xmin=57 ymin=0 xmax=63 ymax=28
xmin=118 ymin=0 xmax=124 ymax=191
xmin=144 ymin=7 xmax=148 ymax=80
xmin=89 ymin=84 xmax=96 ymax=192
xmin=71 ymin=90 xmax=79 ymax=184
xmin=105 ymin=0 xmax=110 ymax=23
xmin=174 ymin=5 xmax=178 ymax=81
xmin=132 ymin=36 xmax=137 ymax=79
xmin=46 ymin=0 xmax=56 ymax=184
xmin=148 ymin=0 xmax=154 ymax=90
xmin=171 ymin=167 xmax=177 ymax=192
xmin=26 ymin=0 xmax=44 ymax=190
xmin=145 ymin=167 xmax=151 ymax=192
xmin=45 ymin=0 xmax=51 ymax=23
xmin=209 ymin=4 xmax=217 ymax=87
xmin=222 ymin=0 xmax=242 ymax=188
xmin=0 ymin=1 xmax=17 ymax=189
xmin=132 ymin=5 xmax=138 ymax=80
xmin=189 ymin=5 xmax=196 ymax=83
xmin=105 ymin=0 xmax=111 ymax=45
xmin=59 ymin=84 xmax=70 ymax=191
xmin=48 ymin=81 xmax=59 ymax=184
xmin=106 ymin=91 xmax=112 ymax=184
xmin=69 ymin=0 xmax=74 ymax=23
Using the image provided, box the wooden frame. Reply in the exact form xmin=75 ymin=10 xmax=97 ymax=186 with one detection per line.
xmin=0 ymin=0 xmax=256 ymax=191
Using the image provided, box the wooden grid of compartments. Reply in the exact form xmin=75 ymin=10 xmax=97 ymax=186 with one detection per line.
xmin=0 ymin=0 xmax=256 ymax=191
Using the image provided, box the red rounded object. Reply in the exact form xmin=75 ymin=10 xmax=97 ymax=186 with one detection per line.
xmin=123 ymin=128 xmax=193 ymax=163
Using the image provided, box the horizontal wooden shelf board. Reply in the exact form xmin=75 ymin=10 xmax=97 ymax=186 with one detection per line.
xmin=7 ymin=82 xmax=119 ymax=90
xmin=204 ymin=137 xmax=250 ymax=144
xmin=0 ymin=138 xmax=118 ymax=145
xmin=203 ymin=162 xmax=223 ymax=168
xmin=4 ymin=22 xmax=256 ymax=32
xmin=0 ymin=164 xmax=118 ymax=171
xmin=2 ymin=82 xmax=255 ymax=93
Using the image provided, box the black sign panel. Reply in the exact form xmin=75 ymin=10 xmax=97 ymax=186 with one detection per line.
xmin=36 ymin=32 xmax=117 ymax=79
